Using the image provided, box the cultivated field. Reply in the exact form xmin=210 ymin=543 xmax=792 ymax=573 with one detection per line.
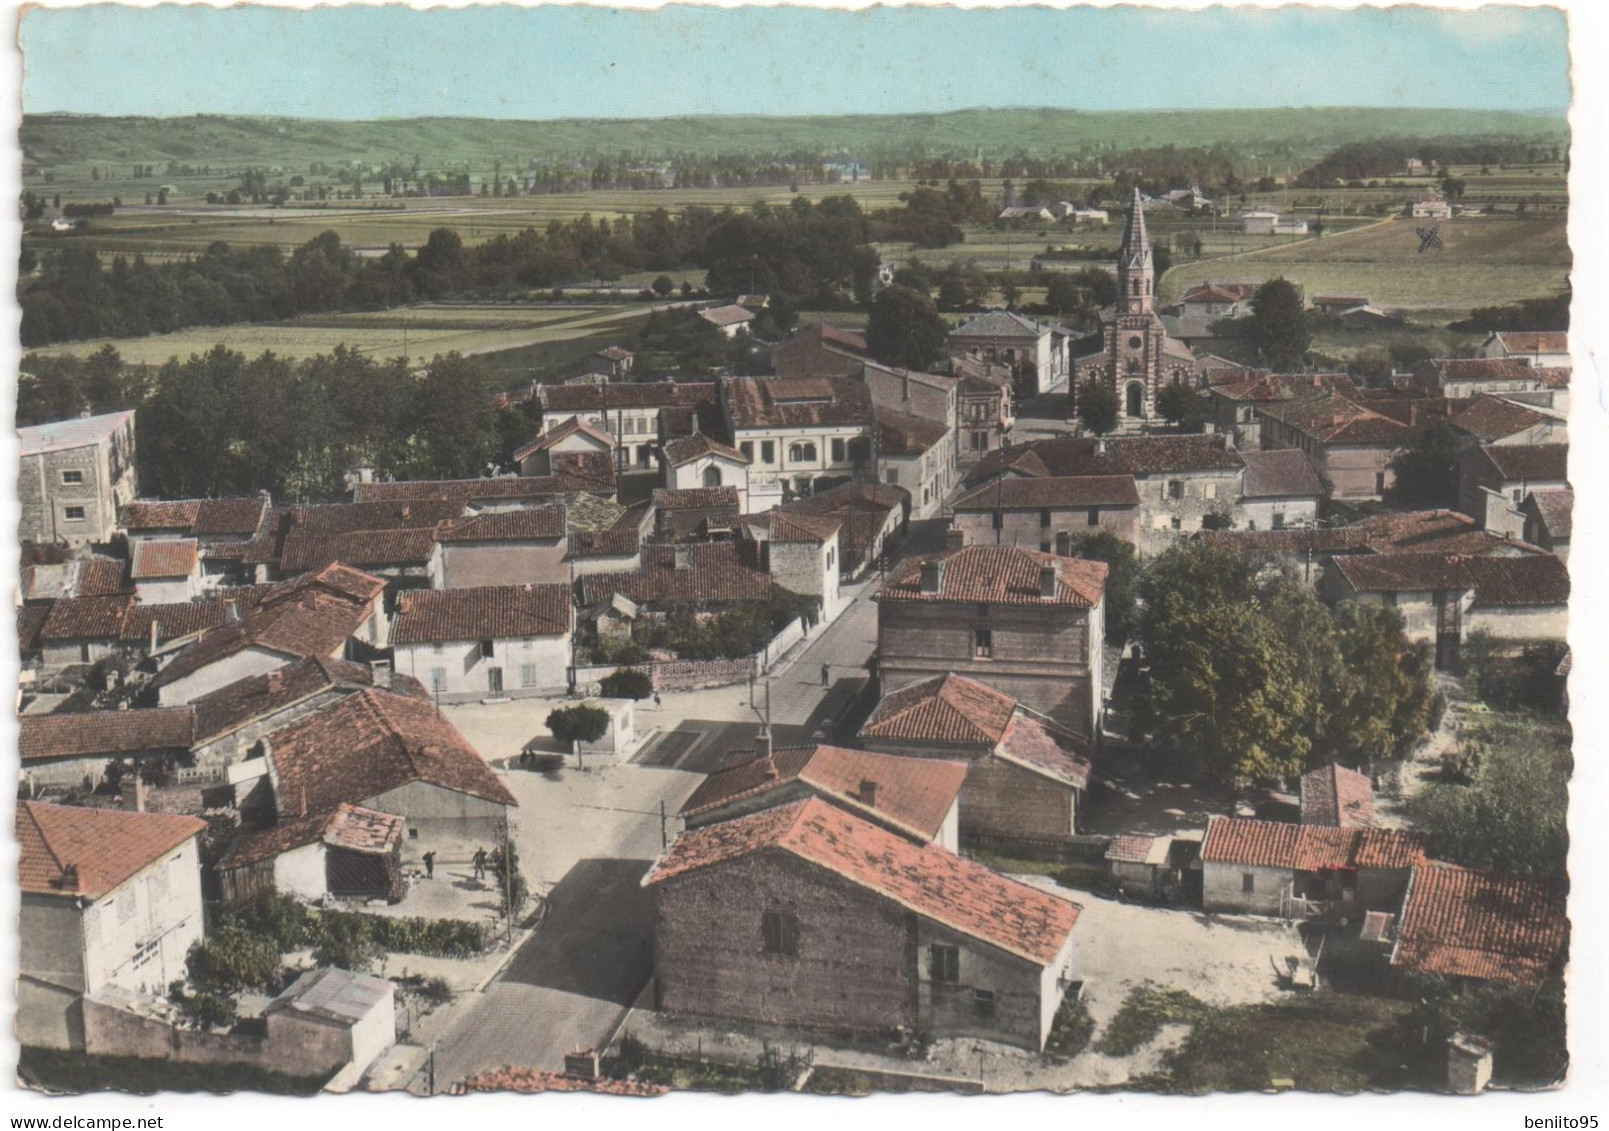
xmin=29 ymin=301 xmax=653 ymax=366
xmin=1159 ymin=215 xmax=1569 ymax=311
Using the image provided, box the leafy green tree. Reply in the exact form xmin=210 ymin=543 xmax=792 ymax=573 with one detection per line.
xmin=865 ymin=285 xmax=948 ymax=370
xmin=1076 ymin=379 xmax=1119 ymax=435
xmin=1044 ymin=273 xmax=1082 ymax=317
xmin=651 ymin=274 xmax=675 ymax=297
xmin=1386 ymin=422 xmax=1461 ymax=509
xmin=547 ymin=703 xmax=611 ymax=747
xmin=1323 ymin=604 xmax=1434 ymax=762
xmin=1409 ymin=710 xmax=1570 ymax=879
xmin=600 ymin=669 xmax=654 ymax=700
xmin=490 ymin=839 xmax=530 ymax=918
xmin=1155 ymin=382 xmax=1205 ymax=430
xmin=407 ymin=353 xmax=498 ymax=479
xmin=1249 ymin=277 xmax=1311 ymax=370
xmin=1068 ymin=530 xmax=1138 ymax=643
xmin=186 ymin=925 xmax=282 ymax=995
xmin=1070 ymin=266 xmax=1117 ymax=309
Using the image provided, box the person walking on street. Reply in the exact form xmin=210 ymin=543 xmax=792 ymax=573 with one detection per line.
xmin=472 ymin=847 xmax=488 ymax=881
xmin=422 ymin=851 xmax=436 ymax=880
xmin=653 ymin=691 xmax=663 ymax=710
xmin=821 ymin=663 xmax=831 ymax=689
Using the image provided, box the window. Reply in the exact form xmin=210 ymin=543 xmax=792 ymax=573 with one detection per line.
xmin=1272 ymin=512 xmax=1285 ymax=530
xmin=60 ymin=469 xmax=84 ymax=485
xmin=1088 ymin=507 xmax=1100 ymax=526
xmin=63 ymin=506 xmax=86 ymax=522
xmin=788 ymin=441 xmax=817 ymax=463
xmin=832 ymin=438 xmax=846 ymax=462
xmin=430 ymin=668 xmax=447 ymax=695
xmin=702 ymin=466 xmax=723 ymax=488
xmin=1382 ymin=592 xmax=1398 ymax=608
xmin=520 ymin=664 xmax=537 ymax=689
xmin=488 ymin=668 xmax=504 ymax=695
xmin=929 ymin=943 xmax=960 ymax=983
xmin=1204 ymin=482 xmax=1217 ymax=501
xmin=1167 ymin=481 xmax=1185 ymax=501
xmin=1242 ymin=873 xmax=1256 ymax=894
xmin=1375 ymin=471 xmax=1387 ymax=495
xmin=973 ymin=989 xmax=997 ymax=1018
xmin=971 ymin=431 xmax=989 ymax=451
xmin=409 ymin=828 xmax=420 ymax=839
xmin=992 ymin=510 xmax=1003 ymax=531
xmin=761 ymin=910 xmax=799 ymax=956
xmin=740 ymin=441 xmax=754 ymax=461
xmin=479 ymin=638 xmax=495 ymax=659
xmin=973 ymin=628 xmax=993 ymax=658
xmin=432 ymin=642 xmax=444 ymax=654
xmin=886 ymin=469 xmax=899 ymax=486
xmin=761 ymin=441 xmax=775 ymax=464
xmin=1170 ymin=516 xmax=1182 ymax=531
xmin=1040 ymin=508 xmax=1052 ymax=528
xmin=1040 ymin=541 xmax=1052 ymax=554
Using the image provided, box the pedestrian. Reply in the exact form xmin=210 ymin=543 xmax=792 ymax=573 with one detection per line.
xmin=653 ymin=691 xmax=662 ymax=710
xmin=472 ymin=847 xmax=488 ymax=881
xmin=821 ymin=662 xmax=831 ymax=689
xmin=422 ymin=851 xmax=435 ymax=880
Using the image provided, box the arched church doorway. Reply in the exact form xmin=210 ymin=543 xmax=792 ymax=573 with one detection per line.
xmin=1126 ymin=382 xmax=1145 ymax=418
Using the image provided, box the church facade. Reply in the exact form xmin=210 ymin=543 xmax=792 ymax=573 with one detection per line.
xmin=1076 ymin=189 xmax=1199 ymax=423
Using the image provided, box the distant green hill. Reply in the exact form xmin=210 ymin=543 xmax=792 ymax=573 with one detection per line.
xmin=21 ymin=107 xmax=1568 ymax=169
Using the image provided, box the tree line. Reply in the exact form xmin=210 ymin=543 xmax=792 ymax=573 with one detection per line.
xmin=1295 ymin=135 xmax=1563 ymax=188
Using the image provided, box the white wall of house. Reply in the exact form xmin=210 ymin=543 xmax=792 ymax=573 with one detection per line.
xmin=134 ymin=573 xmax=201 ymax=604
xmin=396 ymin=632 xmax=572 ymax=702
xmin=666 ymin=453 xmax=750 ymax=512
xmin=1236 ymin=495 xmax=1319 ymax=532
xmin=157 ymin=647 xmax=291 ymax=706
xmin=734 ymin=424 xmax=871 ymax=512
xmin=519 ymin=429 xmax=612 ymax=477
xmin=272 ymin=842 xmax=330 ymax=902
xmin=767 ymin=532 xmax=842 ymax=621
xmin=1203 ymin=860 xmax=1292 ymax=916
xmin=80 ymin=836 xmax=205 ymax=997
xmin=1466 ymin=603 xmax=1568 ymax=642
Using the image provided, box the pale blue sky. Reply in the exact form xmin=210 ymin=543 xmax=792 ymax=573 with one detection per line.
xmin=21 ymin=4 xmax=1570 ymax=119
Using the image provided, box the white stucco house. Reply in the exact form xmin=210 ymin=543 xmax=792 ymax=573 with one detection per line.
xmin=392 ymin=583 xmax=573 ymax=701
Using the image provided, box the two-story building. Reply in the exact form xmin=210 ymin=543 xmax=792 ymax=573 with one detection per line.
xmin=21 ymin=410 xmax=138 ymax=547
xmin=771 ymin=323 xmax=869 ymax=379
xmin=19 ymin=802 xmax=207 ymax=1049
xmin=875 ymin=545 xmax=1107 ymax=739
xmin=722 ymin=376 xmax=876 ymax=512
xmin=948 ymin=311 xmax=1070 ymax=396
xmin=1258 ymin=392 xmax=1418 ymax=502
xmin=659 ymin=432 xmax=752 ymax=511
xmin=951 ymin=475 xmax=1141 ymax=553
xmin=1478 ymin=330 xmax=1570 ymax=370
xmin=392 ymin=583 xmax=573 ymax=701
xmin=875 ymin=408 xmax=955 ymax=521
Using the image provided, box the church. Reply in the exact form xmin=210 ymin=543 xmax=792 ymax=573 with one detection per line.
xmin=1074 ymin=188 xmax=1199 ymax=424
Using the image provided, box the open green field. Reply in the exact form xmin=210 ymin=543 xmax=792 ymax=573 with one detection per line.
xmin=29 ymin=301 xmax=651 ymax=366
xmin=35 ymin=178 xmax=972 ymax=258
xmin=1160 ymin=215 xmax=1569 ymax=311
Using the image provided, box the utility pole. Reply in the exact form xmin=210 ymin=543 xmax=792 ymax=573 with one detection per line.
xmin=660 ymin=799 xmax=669 ymax=850
xmin=503 ymin=819 xmax=514 ymax=948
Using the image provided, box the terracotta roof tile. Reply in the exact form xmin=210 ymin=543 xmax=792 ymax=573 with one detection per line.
xmin=130 ymin=539 xmax=199 ymax=580
xmin=284 ymin=500 xmax=461 ymax=539
xmin=652 ymin=486 xmax=739 ymax=511
xmin=997 ymin=713 xmax=1093 ymax=789
xmin=1525 ymin=489 xmax=1572 ymax=538
xmin=1426 ymin=357 xmax=1569 ymax=384
xmin=647 ymin=798 xmax=1080 ymax=965
xmin=279 ymin=529 xmax=440 ymax=573
xmin=1202 ymin=816 xmax=1424 ymax=872
xmin=952 ymin=475 xmax=1140 ymax=510
xmin=122 ymin=497 xmax=268 ymax=537
xmin=79 ymin=559 xmax=134 ymax=597
xmin=393 ymin=584 xmax=571 ymax=645
xmin=436 ymin=507 xmax=567 ymax=543
xmin=1260 ymin=392 xmax=1417 ymax=446
xmin=663 ymin=433 xmax=749 ymax=467
xmin=879 ymin=545 xmax=1106 ymax=607
xmin=353 ymin=477 xmax=608 ymax=505
xmin=681 ymin=744 xmax=967 ymax=842
xmin=537 ymin=381 xmax=717 ymax=414
xmin=700 ymin=303 xmax=756 ymax=328
xmin=1106 ymin=834 xmax=1161 ymax=864
xmin=1240 ymin=450 xmax=1325 ymax=499
xmin=1447 ymin=396 xmax=1554 ymax=442
xmin=20 ymin=707 xmax=196 ymax=763
xmin=18 ymin=801 xmax=205 ymax=899
xmin=267 ymin=689 xmax=516 ymax=815
xmin=192 ymin=655 xmax=425 ymax=744
xmin=1333 ymin=552 xmax=1569 ymax=606
xmin=513 ymin=416 xmax=616 ymax=462
xmin=862 ymin=674 xmax=1018 ymax=747
xmin=1300 ymin=763 xmax=1376 ymax=828
xmin=1481 ymin=443 xmax=1568 ymax=483
xmin=965 ymin=434 xmax=1243 ymax=484
xmin=18 ymin=605 xmax=50 ymax=653
xmin=1492 ymin=331 xmax=1567 ymax=355
xmin=222 ymin=803 xmax=405 ymax=868
xmin=1391 ymin=863 xmax=1567 ymax=986
xmin=39 ymin=595 xmax=134 ymax=642
xmin=725 ymin=376 xmax=874 ymax=429
xmin=746 ymin=510 xmax=843 ymax=545
xmin=579 ymin=543 xmax=772 ymax=606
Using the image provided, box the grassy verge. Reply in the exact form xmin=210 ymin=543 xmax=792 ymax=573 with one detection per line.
xmin=1095 ymin=984 xmax=1211 ymax=1056
xmin=967 ymin=847 xmax=1106 ymax=891
xmin=18 ymin=1047 xmax=327 ymax=1096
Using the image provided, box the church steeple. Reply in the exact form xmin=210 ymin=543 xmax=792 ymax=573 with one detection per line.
xmin=1117 ymin=187 xmax=1154 ymax=314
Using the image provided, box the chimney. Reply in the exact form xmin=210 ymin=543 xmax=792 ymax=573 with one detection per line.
xmin=564 ymin=1048 xmax=602 ymax=1081
xmin=1039 ymin=564 xmax=1058 ymax=599
xmin=1202 ymin=420 xmax=1215 ymax=435
xmin=59 ymin=864 xmax=81 ymax=893
xmin=858 ymin=779 xmax=878 ymax=808
xmin=944 ymin=525 xmax=966 ymax=550
xmin=149 ymin=619 xmax=161 ymax=653
xmin=369 ymin=660 xmax=392 ymax=690
xmin=267 ymin=669 xmax=284 ymax=695
xmin=400 ymin=505 xmax=412 ymax=522
xmin=674 ymin=545 xmax=694 ymax=571
xmin=757 ymin=727 xmax=774 ymax=760
xmin=134 ymin=773 xmax=148 ymax=813
xmin=919 ymin=559 xmax=943 ymax=595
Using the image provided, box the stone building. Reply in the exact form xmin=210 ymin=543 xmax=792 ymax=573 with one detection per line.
xmin=1200 ymin=816 xmax=1425 ymax=919
xmin=20 ymin=410 xmax=138 ymax=547
xmin=875 ymin=545 xmax=1106 ymax=739
xmin=646 ymin=797 xmax=1082 ymax=1052
xmin=391 ymin=583 xmax=573 ymax=701
xmin=948 ymin=311 xmax=1071 ymax=397
xmin=950 ymin=474 xmax=1141 ymax=554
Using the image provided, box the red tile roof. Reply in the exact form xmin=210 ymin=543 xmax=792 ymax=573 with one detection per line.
xmin=879 ymin=545 xmax=1107 ymax=607
xmin=651 ymin=486 xmax=740 ymax=511
xmin=875 ymin=408 xmax=949 ymax=456
xmin=725 ymin=375 xmax=875 ymax=428
xmin=1106 ymin=834 xmax=1161 ymax=865
xmin=1492 ymin=331 xmax=1567 ymax=355
xmin=1446 ymin=396 xmax=1554 ymax=442
xmin=130 ymin=538 xmax=199 ymax=580
xmin=663 ymin=433 xmax=749 ymax=467
xmin=579 ymin=543 xmax=772 ymax=606
xmin=513 ymin=415 xmax=616 ymax=463
xmin=747 ymin=509 xmax=843 ymax=545
xmin=1240 ymin=449 xmax=1325 ymax=499
xmin=393 ymin=584 xmax=571 ymax=645
xmin=1525 ymin=488 xmax=1572 ymax=539
xmin=647 ymin=798 xmax=1080 ymax=965
xmin=121 ymin=497 xmax=269 ymax=537
xmin=997 ymin=713 xmax=1093 ymax=789
xmin=221 ymin=803 xmax=405 ymax=869
xmin=1300 ymin=763 xmax=1376 ymax=828
xmin=283 ymin=500 xmax=461 ymax=538
xmin=1199 ymin=509 xmax=1521 ymax=558
xmin=279 ymin=528 xmax=440 ymax=573
xmin=1426 ymin=358 xmax=1570 ymax=385
xmin=120 ymin=601 xmax=236 ymax=646
xmin=1201 ymin=816 xmax=1424 ymax=871
xmin=1391 ymin=863 xmax=1567 ymax=986
xmin=862 ymin=673 xmax=1017 ymax=747
xmin=39 ymin=595 xmax=134 ymax=642
xmin=20 ymin=707 xmax=196 ymax=763
xmin=952 ymin=475 xmax=1140 ymax=511
xmin=700 ymin=303 xmax=756 ymax=328
xmin=1332 ymin=552 xmax=1570 ymax=606
xmin=456 ymin=1068 xmax=667 ymax=1097
xmin=436 ymin=507 xmax=567 ymax=543
xmin=190 ymin=655 xmax=425 ymax=745
xmin=266 ymin=689 xmax=516 ymax=815
xmin=1260 ymin=392 xmax=1418 ymax=446
xmin=680 ymin=744 xmax=968 ymax=842
xmin=965 ymin=433 xmax=1244 ymax=483
xmin=537 ymin=381 xmax=718 ymax=414
xmin=354 ymin=477 xmax=607 ymax=505
xmin=79 ymin=559 xmax=133 ymax=597
xmin=1480 ymin=443 xmax=1568 ymax=483
xmin=18 ymin=605 xmax=50 ymax=653
xmin=18 ymin=801 xmax=205 ymax=899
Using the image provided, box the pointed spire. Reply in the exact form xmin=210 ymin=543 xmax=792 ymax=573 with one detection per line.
xmin=1121 ymin=187 xmax=1153 ymax=272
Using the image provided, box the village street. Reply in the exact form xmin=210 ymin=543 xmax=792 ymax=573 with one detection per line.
xmin=415 ymin=542 xmax=913 ymax=1090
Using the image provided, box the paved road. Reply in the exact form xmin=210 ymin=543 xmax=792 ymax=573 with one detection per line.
xmin=427 ymin=855 xmax=655 ymax=1086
